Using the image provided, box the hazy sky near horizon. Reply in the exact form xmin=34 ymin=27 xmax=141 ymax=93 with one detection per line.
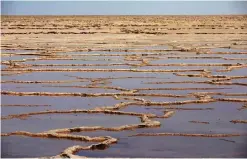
xmin=1 ymin=1 xmax=247 ymax=15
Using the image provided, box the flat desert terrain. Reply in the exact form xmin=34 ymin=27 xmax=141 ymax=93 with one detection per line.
xmin=1 ymin=15 xmax=247 ymax=158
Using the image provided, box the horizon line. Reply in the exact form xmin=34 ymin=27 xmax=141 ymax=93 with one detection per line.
xmin=2 ymin=14 xmax=247 ymax=16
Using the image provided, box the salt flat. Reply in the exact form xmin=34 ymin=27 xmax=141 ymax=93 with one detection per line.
xmin=1 ymin=15 xmax=247 ymax=158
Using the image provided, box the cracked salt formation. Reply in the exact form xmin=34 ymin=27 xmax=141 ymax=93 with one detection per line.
xmin=1 ymin=15 xmax=247 ymax=158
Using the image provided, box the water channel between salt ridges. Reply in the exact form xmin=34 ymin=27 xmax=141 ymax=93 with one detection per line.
xmin=1 ymin=45 xmax=247 ymax=158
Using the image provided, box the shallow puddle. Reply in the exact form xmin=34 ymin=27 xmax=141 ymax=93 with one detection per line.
xmin=2 ymin=48 xmax=247 ymax=158
xmin=151 ymin=102 xmax=247 ymax=134
xmin=1 ymin=95 xmax=125 ymax=115
xmin=139 ymin=65 xmax=225 ymax=71
xmin=231 ymin=78 xmax=247 ymax=83
xmin=210 ymin=48 xmax=247 ymax=53
xmin=151 ymin=58 xmax=241 ymax=64
xmin=121 ymin=105 xmax=164 ymax=116
xmin=2 ymin=72 xmax=78 ymax=81
xmin=1 ymin=136 xmax=92 ymax=158
xmin=25 ymin=59 xmax=125 ymax=65
xmin=72 ymin=130 xmax=132 ymax=139
xmin=215 ymin=67 xmax=247 ymax=76
xmin=2 ymin=113 xmax=140 ymax=133
xmin=1 ymin=83 xmax=121 ymax=93
xmin=137 ymin=88 xmax=229 ymax=95
xmin=77 ymin=136 xmax=247 ymax=157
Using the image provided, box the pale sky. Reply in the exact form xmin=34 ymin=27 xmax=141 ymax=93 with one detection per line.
xmin=1 ymin=1 xmax=247 ymax=15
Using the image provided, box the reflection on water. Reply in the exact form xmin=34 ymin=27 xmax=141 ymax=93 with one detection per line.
xmin=2 ymin=48 xmax=247 ymax=158
xmin=210 ymin=48 xmax=247 ymax=53
xmin=2 ymin=136 xmax=92 ymax=158
xmin=78 ymin=136 xmax=247 ymax=158
xmin=2 ymin=114 xmax=140 ymax=133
